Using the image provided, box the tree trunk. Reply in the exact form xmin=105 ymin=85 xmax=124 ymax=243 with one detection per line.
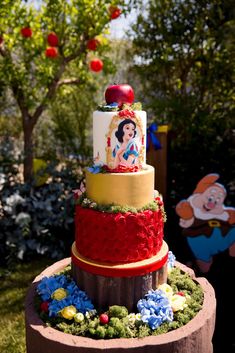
xmin=23 ymin=115 xmax=35 ymax=184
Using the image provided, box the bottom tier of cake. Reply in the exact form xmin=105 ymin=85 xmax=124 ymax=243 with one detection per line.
xmin=25 ymin=258 xmax=216 ymax=353
xmin=71 ymin=241 xmax=168 ymax=311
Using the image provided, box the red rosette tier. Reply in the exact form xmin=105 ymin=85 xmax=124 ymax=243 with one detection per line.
xmin=75 ymin=205 xmax=164 ymax=263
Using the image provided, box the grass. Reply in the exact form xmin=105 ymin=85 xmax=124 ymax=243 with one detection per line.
xmin=0 ymin=258 xmax=54 ymax=353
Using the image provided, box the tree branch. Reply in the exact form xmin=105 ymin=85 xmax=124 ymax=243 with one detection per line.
xmin=64 ymin=33 xmax=88 ymax=64
xmin=31 ymin=61 xmax=67 ymax=123
xmin=11 ymin=82 xmax=32 ymax=121
xmin=0 ymin=46 xmax=6 ymax=57
xmin=57 ymin=78 xmax=81 ymax=86
xmin=32 ymin=39 xmax=88 ymax=124
xmin=5 ymin=52 xmax=32 ymax=123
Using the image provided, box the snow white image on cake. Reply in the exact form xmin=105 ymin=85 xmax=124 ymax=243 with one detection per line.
xmin=106 ymin=112 xmax=145 ymax=170
xmin=113 ymin=118 xmax=139 ymax=168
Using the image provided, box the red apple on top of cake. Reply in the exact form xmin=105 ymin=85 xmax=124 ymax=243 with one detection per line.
xmin=105 ymin=84 xmax=135 ymax=106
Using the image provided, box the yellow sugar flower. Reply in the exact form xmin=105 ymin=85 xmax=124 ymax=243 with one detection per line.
xmin=157 ymin=283 xmax=173 ymax=299
xmin=51 ymin=288 xmax=68 ymax=301
xmin=170 ymin=294 xmax=187 ymax=312
xmin=61 ymin=305 xmax=77 ymax=320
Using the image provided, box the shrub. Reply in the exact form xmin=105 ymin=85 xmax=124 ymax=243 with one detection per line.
xmin=0 ymin=159 xmax=87 ymax=268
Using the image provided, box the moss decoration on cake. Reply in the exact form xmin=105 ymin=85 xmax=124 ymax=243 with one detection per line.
xmin=75 ymin=192 xmax=166 ymax=219
xmin=97 ymin=102 xmax=142 ymax=112
xmin=35 ymin=265 xmax=203 ymax=340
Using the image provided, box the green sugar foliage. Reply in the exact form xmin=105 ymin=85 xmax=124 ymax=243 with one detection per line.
xmin=35 ymin=268 xmax=204 ymax=339
xmin=77 ymin=192 xmax=165 ymax=216
xmin=108 ymin=305 xmax=129 ymax=318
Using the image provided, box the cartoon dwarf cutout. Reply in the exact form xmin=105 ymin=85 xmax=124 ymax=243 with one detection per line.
xmin=176 ymin=174 xmax=235 ymax=273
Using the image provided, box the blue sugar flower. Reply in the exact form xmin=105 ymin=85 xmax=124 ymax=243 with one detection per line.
xmin=103 ymin=102 xmax=119 ymax=109
xmin=140 ymin=308 xmax=151 ymax=321
xmin=66 ymin=281 xmax=78 ymax=295
xmin=37 ymin=275 xmax=68 ymax=301
xmin=49 ymin=297 xmax=74 ymax=317
xmin=70 ymin=285 xmax=94 ymax=313
xmin=37 ymin=275 xmax=94 ymax=317
xmin=87 ymin=165 xmax=101 ymax=174
xmin=137 ymin=289 xmax=173 ymax=330
xmin=143 ymin=289 xmax=170 ymax=307
xmin=148 ymin=315 xmax=164 ymax=330
xmin=160 ymin=306 xmax=173 ymax=322
xmin=73 ymin=296 xmax=94 ymax=314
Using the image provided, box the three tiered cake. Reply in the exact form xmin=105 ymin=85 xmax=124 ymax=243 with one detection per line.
xmin=25 ymin=84 xmax=216 ymax=353
xmin=71 ymin=84 xmax=169 ymax=311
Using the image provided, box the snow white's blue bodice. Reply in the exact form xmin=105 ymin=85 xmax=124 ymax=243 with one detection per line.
xmin=113 ymin=140 xmax=139 ymax=163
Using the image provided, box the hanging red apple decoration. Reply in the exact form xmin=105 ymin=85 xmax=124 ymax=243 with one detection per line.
xmin=109 ymin=6 xmax=121 ymax=20
xmin=47 ymin=32 xmax=59 ymax=47
xmin=87 ymin=38 xmax=100 ymax=51
xmin=89 ymin=58 xmax=103 ymax=72
xmin=105 ymin=84 xmax=135 ymax=106
xmin=45 ymin=47 xmax=58 ymax=58
xmin=21 ymin=27 xmax=33 ymax=38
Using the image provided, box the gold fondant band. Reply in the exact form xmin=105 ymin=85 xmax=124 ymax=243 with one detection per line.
xmin=71 ymin=241 xmax=168 ymax=277
xmin=86 ymin=165 xmax=155 ymax=208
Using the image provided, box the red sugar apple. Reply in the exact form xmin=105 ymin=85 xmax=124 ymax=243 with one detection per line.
xmin=105 ymin=84 xmax=135 ymax=106
xmin=99 ymin=313 xmax=109 ymax=325
xmin=40 ymin=301 xmax=49 ymax=313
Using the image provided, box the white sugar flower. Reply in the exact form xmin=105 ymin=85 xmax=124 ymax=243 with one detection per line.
xmin=127 ymin=313 xmax=136 ymax=325
xmin=74 ymin=313 xmax=84 ymax=323
xmin=170 ymin=294 xmax=187 ymax=312
xmin=82 ymin=198 xmax=90 ymax=205
xmin=85 ymin=309 xmax=97 ymax=319
xmin=90 ymin=202 xmax=97 ymax=208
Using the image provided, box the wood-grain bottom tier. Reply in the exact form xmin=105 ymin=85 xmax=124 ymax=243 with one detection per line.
xmin=71 ymin=241 xmax=168 ymax=311
xmin=25 ymin=258 xmax=216 ymax=353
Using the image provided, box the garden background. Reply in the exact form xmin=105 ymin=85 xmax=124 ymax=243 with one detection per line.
xmin=0 ymin=1 xmax=234 ymax=353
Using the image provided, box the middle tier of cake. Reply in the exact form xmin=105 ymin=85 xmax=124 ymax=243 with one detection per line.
xmin=86 ymin=165 xmax=154 ymax=208
xmin=75 ymin=200 xmax=165 ymax=264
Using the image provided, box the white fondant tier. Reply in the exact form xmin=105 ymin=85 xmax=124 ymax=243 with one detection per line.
xmin=86 ymin=165 xmax=154 ymax=208
xmin=93 ymin=110 xmax=147 ymax=169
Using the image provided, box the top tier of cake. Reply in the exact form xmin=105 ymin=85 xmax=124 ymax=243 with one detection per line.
xmin=93 ymin=109 xmax=147 ymax=171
